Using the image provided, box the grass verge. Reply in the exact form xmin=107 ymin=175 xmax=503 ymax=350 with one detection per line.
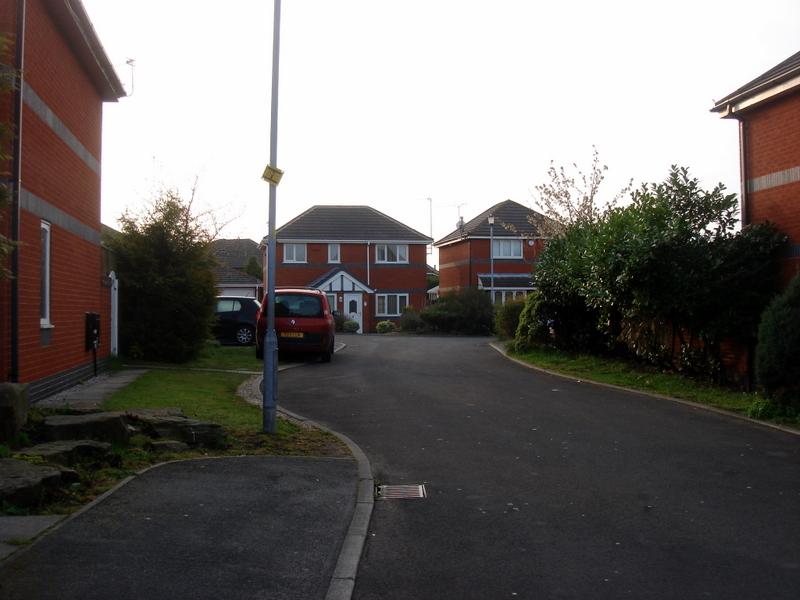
xmin=507 ymin=344 xmax=799 ymax=429
xmin=124 ymin=342 xmax=264 ymax=372
xmin=3 ymin=369 xmax=349 ymax=516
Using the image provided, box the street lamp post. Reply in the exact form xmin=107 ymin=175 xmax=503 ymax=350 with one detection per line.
xmin=488 ymin=215 xmax=494 ymax=304
xmin=262 ymin=0 xmax=282 ymax=434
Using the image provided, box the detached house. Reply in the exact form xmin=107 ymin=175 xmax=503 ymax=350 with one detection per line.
xmin=434 ymin=200 xmax=549 ymax=304
xmin=210 ymin=238 xmax=264 ymax=299
xmin=712 ymin=49 xmax=800 ymax=285
xmin=265 ymin=205 xmax=432 ymax=333
xmin=0 ymin=0 xmax=125 ymax=400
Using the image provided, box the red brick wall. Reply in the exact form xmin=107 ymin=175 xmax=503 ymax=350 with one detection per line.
xmin=438 ymin=238 xmax=544 ymax=294
xmin=0 ymin=0 xmax=110 ymax=387
xmin=272 ymin=241 xmax=428 ymax=332
xmin=742 ymin=90 xmax=800 ymax=284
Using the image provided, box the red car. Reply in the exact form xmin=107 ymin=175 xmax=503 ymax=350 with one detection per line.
xmin=256 ymin=288 xmax=335 ymax=362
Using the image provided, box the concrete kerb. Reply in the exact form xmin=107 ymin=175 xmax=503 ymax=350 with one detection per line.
xmin=489 ymin=341 xmax=800 ymax=437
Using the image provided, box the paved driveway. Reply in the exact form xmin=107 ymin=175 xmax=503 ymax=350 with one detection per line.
xmin=280 ymin=335 xmax=800 ymax=600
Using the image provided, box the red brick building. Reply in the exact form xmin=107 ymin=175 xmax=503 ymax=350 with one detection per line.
xmin=712 ymin=49 xmax=800 ymax=285
xmin=434 ymin=200 xmax=548 ymax=303
xmin=0 ymin=0 xmax=124 ymax=400
xmin=265 ymin=206 xmax=432 ymax=333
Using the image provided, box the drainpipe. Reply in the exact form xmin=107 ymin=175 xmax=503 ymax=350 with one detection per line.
xmin=9 ymin=0 xmax=27 ymax=382
xmin=366 ymin=241 xmax=370 ymax=286
xmin=738 ymin=118 xmax=748 ymax=228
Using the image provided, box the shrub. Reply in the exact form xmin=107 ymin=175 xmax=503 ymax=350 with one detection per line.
xmin=343 ymin=320 xmax=360 ymax=333
xmin=333 ymin=311 xmax=346 ymax=332
xmin=420 ymin=288 xmax=493 ymax=334
xmin=513 ymin=291 xmax=550 ymax=351
xmin=494 ymin=299 xmax=525 ymax=339
xmin=376 ymin=321 xmax=397 ymax=334
xmin=756 ymin=275 xmax=800 ymax=409
xmin=398 ymin=307 xmax=424 ymax=332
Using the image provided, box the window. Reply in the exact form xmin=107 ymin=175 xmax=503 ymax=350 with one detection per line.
xmin=376 ymin=293 xmax=408 ymax=316
xmin=275 ymin=294 xmax=323 ymax=318
xmin=283 ymin=243 xmax=306 ymax=263
xmin=328 ymin=243 xmax=340 ymax=263
xmin=376 ymin=244 xmax=408 ymax=264
xmin=487 ymin=290 xmax=528 ymax=305
xmin=492 ymin=239 xmax=523 ymax=259
xmin=215 ymin=299 xmax=242 ymax=314
xmin=40 ymin=221 xmax=51 ymax=327
xmin=326 ymin=293 xmax=337 ymax=311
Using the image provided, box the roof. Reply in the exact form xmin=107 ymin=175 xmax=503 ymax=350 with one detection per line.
xmin=275 ymin=206 xmax=432 ymax=243
xmin=211 ymin=239 xmax=262 ymax=269
xmin=712 ymin=49 xmax=800 ymax=117
xmin=434 ymin=200 xmax=550 ymax=247
xmin=214 ymin=265 xmax=262 ymax=286
xmin=45 ymin=1 xmax=126 ymax=101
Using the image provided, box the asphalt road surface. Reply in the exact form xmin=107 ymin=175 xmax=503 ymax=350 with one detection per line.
xmin=280 ymin=335 xmax=800 ymax=600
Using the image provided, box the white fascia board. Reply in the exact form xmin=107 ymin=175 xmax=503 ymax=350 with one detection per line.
xmin=277 ymin=239 xmax=431 ymax=245
xmin=720 ymin=73 xmax=800 ymax=116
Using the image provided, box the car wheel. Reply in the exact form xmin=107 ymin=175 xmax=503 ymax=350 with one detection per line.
xmin=321 ymin=341 xmax=333 ymax=363
xmin=236 ymin=326 xmax=255 ymax=345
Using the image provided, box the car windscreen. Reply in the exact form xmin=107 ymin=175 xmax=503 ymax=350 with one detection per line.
xmin=275 ymin=295 xmax=323 ymax=318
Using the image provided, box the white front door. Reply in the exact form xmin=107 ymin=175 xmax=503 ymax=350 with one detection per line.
xmin=343 ymin=292 xmax=363 ymax=334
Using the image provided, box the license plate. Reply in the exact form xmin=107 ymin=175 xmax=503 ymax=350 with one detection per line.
xmin=280 ymin=332 xmax=304 ymax=339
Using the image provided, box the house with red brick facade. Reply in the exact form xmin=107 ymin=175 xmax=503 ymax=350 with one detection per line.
xmin=712 ymin=49 xmax=800 ymax=285
xmin=265 ymin=206 xmax=432 ymax=333
xmin=434 ymin=200 xmax=549 ymax=304
xmin=0 ymin=0 xmax=125 ymax=400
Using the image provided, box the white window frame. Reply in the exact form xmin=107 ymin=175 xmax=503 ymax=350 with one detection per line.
xmin=283 ymin=243 xmax=307 ymax=263
xmin=328 ymin=243 xmax=340 ymax=263
xmin=492 ymin=239 xmax=523 ymax=259
xmin=40 ymin=221 xmax=51 ymax=327
xmin=376 ymin=293 xmax=409 ymax=316
xmin=376 ymin=243 xmax=408 ymax=264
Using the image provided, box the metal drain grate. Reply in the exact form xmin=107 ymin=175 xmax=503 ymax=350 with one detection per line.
xmin=375 ymin=484 xmax=427 ymax=500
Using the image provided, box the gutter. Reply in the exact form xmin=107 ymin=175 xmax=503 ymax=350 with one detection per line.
xmin=9 ymin=0 xmax=26 ymax=382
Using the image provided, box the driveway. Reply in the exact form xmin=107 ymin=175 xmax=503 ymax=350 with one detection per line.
xmin=280 ymin=335 xmax=800 ymax=600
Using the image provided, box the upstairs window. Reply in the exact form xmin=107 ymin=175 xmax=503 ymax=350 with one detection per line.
xmin=492 ymin=239 xmax=523 ymax=259
xmin=283 ymin=243 xmax=307 ymax=263
xmin=376 ymin=243 xmax=408 ymax=264
xmin=328 ymin=243 xmax=340 ymax=263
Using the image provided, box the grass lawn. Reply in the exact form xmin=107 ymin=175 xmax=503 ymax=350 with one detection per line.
xmin=123 ymin=342 xmax=264 ymax=372
xmin=507 ymin=344 xmax=798 ymax=428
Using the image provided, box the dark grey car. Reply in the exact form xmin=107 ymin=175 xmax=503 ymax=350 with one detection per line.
xmin=213 ymin=296 xmax=261 ymax=345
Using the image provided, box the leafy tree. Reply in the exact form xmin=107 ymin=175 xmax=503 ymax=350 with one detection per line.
xmin=756 ymin=275 xmax=800 ymax=409
xmin=244 ymin=255 xmax=262 ymax=280
xmin=107 ymin=189 xmax=217 ymax=361
xmin=532 ymin=145 xmax=631 ymax=235
xmin=0 ymin=34 xmax=18 ymax=280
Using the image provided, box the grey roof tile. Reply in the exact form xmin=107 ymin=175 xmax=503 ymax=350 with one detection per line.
xmin=434 ymin=200 xmax=550 ymax=246
xmin=276 ymin=206 xmax=431 ymax=242
xmin=712 ymin=49 xmax=800 ymax=112
xmin=211 ymin=239 xmax=262 ymax=269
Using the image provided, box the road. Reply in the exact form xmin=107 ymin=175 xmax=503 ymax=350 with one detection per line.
xmin=280 ymin=335 xmax=800 ymax=600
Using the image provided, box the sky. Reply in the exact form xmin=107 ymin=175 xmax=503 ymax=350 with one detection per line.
xmin=82 ymin=0 xmax=799 ymax=266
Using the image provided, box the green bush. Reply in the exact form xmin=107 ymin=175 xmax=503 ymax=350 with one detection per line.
xmin=398 ymin=307 xmax=424 ymax=332
xmin=756 ymin=275 xmax=800 ymax=409
xmin=513 ymin=291 xmax=550 ymax=351
xmin=420 ymin=288 xmax=493 ymax=335
xmin=494 ymin=299 xmax=525 ymax=339
xmin=333 ymin=311 xmax=346 ymax=332
xmin=376 ymin=321 xmax=397 ymax=334
xmin=343 ymin=320 xmax=360 ymax=333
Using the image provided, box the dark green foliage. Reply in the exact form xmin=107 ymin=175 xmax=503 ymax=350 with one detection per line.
xmin=515 ymin=166 xmax=786 ymax=380
xmin=343 ymin=320 xmax=360 ymax=333
xmin=494 ymin=299 xmax=525 ymax=339
xmin=376 ymin=321 xmax=397 ymax=334
xmin=0 ymin=34 xmax=18 ymax=280
xmin=756 ymin=276 xmax=800 ymax=409
xmin=398 ymin=306 xmax=423 ymax=332
xmin=420 ymin=288 xmax=493 ymax=335
xmin=107 ymin=190 xmax=217 ymax=362
xmin=333 ymin=311 xmax=346 ymax=332
xmin=426 ymin=273 xmax=439 ymax=290
xmin=244 ymin=256 xmax=262 ymax=280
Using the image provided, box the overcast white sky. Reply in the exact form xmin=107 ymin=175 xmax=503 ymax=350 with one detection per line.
xmin=83 ymin=0 xmax=799 ymax=265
